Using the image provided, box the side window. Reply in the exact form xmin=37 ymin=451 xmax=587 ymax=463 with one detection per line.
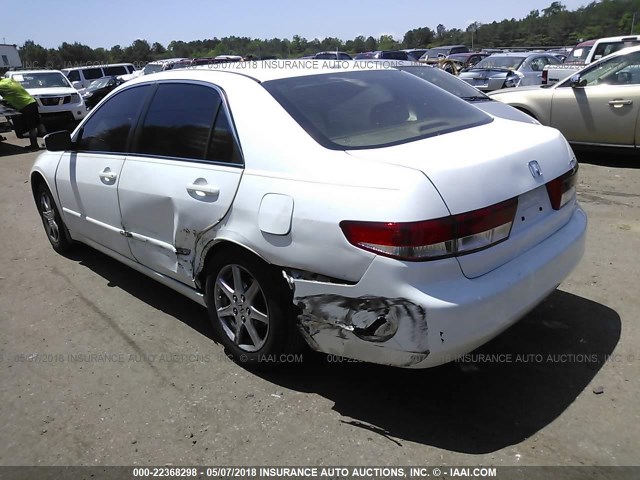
xmin=104 ymin=66 xmax=127 ymax=76
xmin=581 ymin=51 xmax=640 ymax=86
xmin=134 ymin=83 xmax=222 ymax=160
xmin=77 ymin=86 xmax=150 ymax=153
xmin=66 ymin=70 xmax=80 ymax=82
xmin=83 ymin=68 xmax=104 ymax=80
xmin=207 ymin=108 xmax=242 ymax=164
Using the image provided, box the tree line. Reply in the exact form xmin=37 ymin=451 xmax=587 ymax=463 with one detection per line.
xmin=17 ymin=0 xmax=640 ymax=68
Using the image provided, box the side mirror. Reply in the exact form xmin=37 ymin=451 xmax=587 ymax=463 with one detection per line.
xmin=44 ymin=131 xmax=72 ymax=151
xmin=71 ymin=81 xmax=82 ymax=89
xmin=569 ymin=74 xmax=586 ymax=88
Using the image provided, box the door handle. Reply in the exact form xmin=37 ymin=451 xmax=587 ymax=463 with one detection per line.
xmin=98 ymin=168 xmax=117 ymax=182
xmin=186 ymin=183 xmax=220 ymax=196
xmin=608 ymin=99 xmax=633 ymax=108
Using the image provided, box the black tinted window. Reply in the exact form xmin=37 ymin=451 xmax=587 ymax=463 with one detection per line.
xmin=207 ymin=110 xmax=242 ymax=164
xmin=83 ymin=68 xmax=103 ymax=80
xmin=380 ymin=51 xmax=409 ymax=60
xmin=77 ymin=86 xmax=149 ymax=153
xmin=66 ymin=70 xmax=80 ymax=82
xmin=135 ymin=83 xmax=221 ymax=160
xmin=104 ymin=66 xmax=127 ymax=75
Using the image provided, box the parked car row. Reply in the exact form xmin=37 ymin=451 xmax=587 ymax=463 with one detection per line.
xmin=490 ymin=45 xmax=640 ymax=150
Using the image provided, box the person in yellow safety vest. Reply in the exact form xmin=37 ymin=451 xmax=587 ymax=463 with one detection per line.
xmin=0 ymin=77 xmax=45 ymax=150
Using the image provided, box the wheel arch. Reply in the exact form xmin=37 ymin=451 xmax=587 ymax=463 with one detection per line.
xmin=196 ymin=239 xmax=281 ymax=293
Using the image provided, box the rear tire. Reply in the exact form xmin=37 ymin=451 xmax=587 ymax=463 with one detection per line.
xmin=35 ymin=182 xmax=75 ymax=254
xmin=205 ymin=248 xmax=298 ymax=368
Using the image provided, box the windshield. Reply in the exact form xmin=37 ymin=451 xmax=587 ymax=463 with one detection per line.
xmin=398 ymin=66 xmax=489 ymax=100
xmin=88 ymin=78 xmax=110 ymax=90
xmin=142 ymin=63 xmax=164 ymax=75
xmin=263 ymin=70 xmax=491 ymax=150
xmin=565 ymin=45 xmax=592 ymax=64
xmin=473 ymin=56 xmax=526 ymax=70
xmin=12 ymin=72 xmax=71 ymax=89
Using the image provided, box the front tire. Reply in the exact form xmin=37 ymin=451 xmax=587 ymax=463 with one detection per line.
xmin=35 ymin=182 xmax=75 ymax=254
xmin=205 ymin=249 xmax=297 ymax=368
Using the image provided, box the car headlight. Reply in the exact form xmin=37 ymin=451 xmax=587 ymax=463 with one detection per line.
xmin=71 ymin=93 xmax=81 ymax=102
xmin=82 ymin=92 xmax=93 ymax=99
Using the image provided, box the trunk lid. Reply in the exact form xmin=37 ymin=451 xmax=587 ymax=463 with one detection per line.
xmin=346 ymin=119 xmax=576 ymax=277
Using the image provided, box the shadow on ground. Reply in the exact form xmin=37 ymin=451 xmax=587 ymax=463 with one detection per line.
xmin=575 ymin=148 xmax=639 ymax=168
xmin=67 ymin=245 xmax=620 ymax=455
xmin=0 ymin=140 xmax=30 ymax=157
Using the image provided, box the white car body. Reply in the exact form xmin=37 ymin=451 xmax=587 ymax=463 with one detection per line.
xmin=30 ymin=63 xmax=586 ymax=368
xmin=5 ymin=70 xmax=87 ymax=122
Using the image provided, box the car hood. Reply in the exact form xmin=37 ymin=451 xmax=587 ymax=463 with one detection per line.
xmin=27 ymin=87 xmax=77 ymax=96
xmin=473 ymin=100 xmax=539 ymax=124
xmin=346 ymin=118 xmax=572 ymax=215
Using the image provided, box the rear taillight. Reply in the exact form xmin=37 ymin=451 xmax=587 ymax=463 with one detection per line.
xmin=340 ymin=198 xmax=518 ymax=262
xmin=542 ymin=68 xmax=548 ymax=84
xmin=546 ymin=164 xmax=578 ymax=210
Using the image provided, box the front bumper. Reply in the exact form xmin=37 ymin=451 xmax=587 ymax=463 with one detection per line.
xmin=36 ymin=103 xmax=87 ymax=122
xmin=293 ymin=205 xmax=587 ymax=368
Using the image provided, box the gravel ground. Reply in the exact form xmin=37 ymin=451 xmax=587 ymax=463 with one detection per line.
xmin=0 ymin=132 xmax=638 ymax=469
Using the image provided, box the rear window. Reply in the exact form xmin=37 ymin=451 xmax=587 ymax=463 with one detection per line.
xmin=450 ymin=46 xmax=470 ymax=54
xmin=83 ymin=68 xmax=104 ymax=80
xmin=104 ymin=66 xmax=127 ymax=75
xmin=380 ymin=51 xmax=409 ymax=60
xmin=592 ymin=40 xmax=640 ymax=61
xmin=473 ymin=56 xmax=526 ymax=70
xmin=263 ymin=70 xmax=491 ymax=150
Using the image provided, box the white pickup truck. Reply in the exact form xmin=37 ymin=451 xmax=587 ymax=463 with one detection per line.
xmin=543 ymin=35 xmax=640 ymax=85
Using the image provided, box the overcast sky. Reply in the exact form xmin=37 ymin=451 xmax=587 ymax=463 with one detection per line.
xmin=4 ymin=0 xmax=589 ymax=49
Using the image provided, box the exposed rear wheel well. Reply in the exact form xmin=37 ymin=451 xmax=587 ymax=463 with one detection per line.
xmin=197 ymin=241 xmax=277 ymax=293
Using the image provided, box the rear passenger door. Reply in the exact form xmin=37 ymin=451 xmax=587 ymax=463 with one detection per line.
xmin=117 ymin=82 xmax=244 ymax=286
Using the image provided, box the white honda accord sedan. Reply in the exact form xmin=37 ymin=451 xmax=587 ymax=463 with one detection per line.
xmin=31 ymin=62 xmax=587 ymax=368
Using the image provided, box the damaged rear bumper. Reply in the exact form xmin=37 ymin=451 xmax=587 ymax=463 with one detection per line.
xmin=293 ymin=206 xmax=587 ymax=368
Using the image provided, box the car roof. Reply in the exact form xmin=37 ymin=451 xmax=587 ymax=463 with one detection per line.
xmin=62 ymin=63 xmax=134 ymax=71
xmin=154 ymin=60 xmax=392 ymax=83
xmin=484 ymin=52 xmax=550 ymax=58
xmin=147 ymin=58 xmax=191 ymax=65
xmin=594 ymin=35 xmax=640 ymax=43
xmin=7 ymin=69 xmax=64 ymax=75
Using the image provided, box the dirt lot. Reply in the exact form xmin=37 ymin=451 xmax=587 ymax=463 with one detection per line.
xmin=0 ymin=132 xmax=638 ymax=468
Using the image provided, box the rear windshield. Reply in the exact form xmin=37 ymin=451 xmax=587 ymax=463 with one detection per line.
xmin=142 ymin=63 xmax=164 ymax=74
xmin=398 ymin=66 xmax=489 ymax=100
xmin=472 ymin=56 xmax=526 ymax=70
xmin=263 ymin=70 xmax=491 ymax=150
